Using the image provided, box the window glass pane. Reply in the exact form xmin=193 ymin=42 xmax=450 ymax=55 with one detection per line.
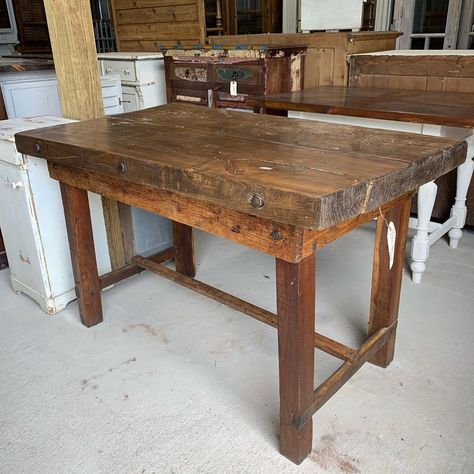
xmin=0 ymin=0 xmax=12 ymax=29
xmin=237 ymin=0 xmax=262 ymax=34
xmin=470 ymin=11 xmax=474 ymax=49
xmin=413 ymin=0 xmax=448 ymax=34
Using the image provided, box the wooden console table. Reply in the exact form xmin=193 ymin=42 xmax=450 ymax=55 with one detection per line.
xmin=249 ymin=86 xmax=474 ymax=283
xmin=15 ymin=104 xmax=466 ymax=464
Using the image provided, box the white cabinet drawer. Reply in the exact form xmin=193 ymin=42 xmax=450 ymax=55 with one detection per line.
xmin=121 ymin=86 xmax=140 ymax=113
xmin=102 ymin=59 xmax=137 ymax=83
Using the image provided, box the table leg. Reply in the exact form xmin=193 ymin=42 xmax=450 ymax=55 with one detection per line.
xmin=448 ymin=158 xmax=474 ymax=248
xmin=276 ymin=253 xmax=315 ymax=464
xmin=410 ymin=181 xmax=437 ymax=283
xmin=369 ymin=197 xmax=411 ymax=368
xmin=172 ymin=221 xmax=195 ymax=278
xmin=60 ymin=182 xmax=102 ymax=327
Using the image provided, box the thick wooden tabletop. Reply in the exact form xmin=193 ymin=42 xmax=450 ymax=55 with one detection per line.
xmin=249 ymin=86 xmax=474 ymax=128
xmin=15 ymin=103 xmax=466 ymax=229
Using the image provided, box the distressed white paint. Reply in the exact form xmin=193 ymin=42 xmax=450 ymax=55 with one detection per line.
xmin=0 ymin=117 xmax=112 ymax=314
xmin=375 ymin=0 xmax=394 ymax=31
xmin=393 ymin=0 xmax=467 ymax=50
xmin=0 ymin=73 xmax=124 ymax=118
xmin=444 ymin=0 xmax=463 ymax=49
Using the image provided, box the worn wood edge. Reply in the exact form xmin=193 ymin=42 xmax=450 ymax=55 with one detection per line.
xmin=248 ymin=98 xmax=474 ymax=128
xmin=293 ymin=323 xmax=397 ymax=431
xmin=133 ymin=255 xmax=356 ymax=361
xmin=99 ymin=246 xmax=175 ymax=288
xmin=304 ymin=191 xmax=415 ymax=252
xmin=16 ymin=134 xmax=324 ymax=228
xmin=349 ymin=55 xmax=474 ymax=78
xmin=347 ymin=31 xmax=402 ymax=41
xmin=362 ymin=141 xmax=467 ymax=216
xmin=316 ymin=141 xmax=465 ymax=230
xmin=47 ymin=162 xmax=306 ymax=263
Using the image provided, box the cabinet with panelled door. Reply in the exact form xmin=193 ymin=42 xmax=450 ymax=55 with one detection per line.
xmin=164 ymin=45 xmax=305 ymax=110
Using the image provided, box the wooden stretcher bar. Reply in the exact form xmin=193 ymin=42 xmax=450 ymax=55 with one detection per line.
xmin=132 ymin=254 xmax=357 ymax=363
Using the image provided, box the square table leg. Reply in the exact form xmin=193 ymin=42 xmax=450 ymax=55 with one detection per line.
xmin=172 ymin=221 xmax=195 ymax=278
xmin=369 ymin=197 xmax=411 ymax=368
xmin=60 ymin=182 xmax=103 ymax=327
xmin=276 ymin=252 xmax=315 ymax=464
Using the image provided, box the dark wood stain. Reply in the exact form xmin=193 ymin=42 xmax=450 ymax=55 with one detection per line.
xmin=250 ymin=85 xmax=474 ymax=128
xmin=15 ymin=103 xmax=466 ymax=230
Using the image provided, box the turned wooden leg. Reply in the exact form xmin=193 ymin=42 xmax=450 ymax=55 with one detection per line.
xmin=276 ymin=253 xmax=315 ymax=464
xmin=172 ymin=221 xmax=195 ymax=277
xmin=410 ymin=181 xmax=437 ymax=283
xmin=448 ymin=157 xmax=474 ymax=249
xmin=60 ymin=182 xmax=102 ymax=327
xmin=369 ymin=196 xmax=411 ymax=368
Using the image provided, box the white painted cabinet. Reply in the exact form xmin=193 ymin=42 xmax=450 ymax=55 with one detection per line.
xmin=98 ymin=52 xmax=167 ymax=113
xmin=98 ymin=52 xmax=173 ymax=256
xmin=0 ymin=71 xmax=123 ymax=118
xmin=0 ymin=117 xmax=111 ymax=314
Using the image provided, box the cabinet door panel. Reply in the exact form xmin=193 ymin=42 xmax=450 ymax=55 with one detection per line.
xmin=0 ymin=164 xmax=52 ymax=295
xmin=1 ymin=79 xmax=62 ymax=118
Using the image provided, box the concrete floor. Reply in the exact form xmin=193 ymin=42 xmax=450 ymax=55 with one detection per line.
xmin=1 ymin=224 xmax=473 ymax=473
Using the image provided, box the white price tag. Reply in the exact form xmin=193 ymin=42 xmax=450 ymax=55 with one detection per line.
xmin=230 ymin=80 xmax=238 ymax=97
xmin=387 ymin=221 xmax=396 ymax=270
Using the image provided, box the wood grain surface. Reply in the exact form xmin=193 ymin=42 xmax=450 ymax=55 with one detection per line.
xmin=15 ymin=103 xmax=466 ymax=229
xmin=249 ymin=85 xmax=474 ymax=128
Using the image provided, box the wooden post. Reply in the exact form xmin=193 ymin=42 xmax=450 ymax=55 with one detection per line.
xmin=43 ymin=0 xmax=132 ymax=269
xmin=276 ymin=253 xmax=315 ymax=464
xmin=172 ymin=222 xmax=196 ymax=277
xmin=368 ymin=196 xmax=411 ymax=368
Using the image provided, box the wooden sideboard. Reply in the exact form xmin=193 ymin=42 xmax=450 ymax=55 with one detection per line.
xmin=164 ymin=45 xmax=305 ymax=110
xmin=209 ymin=31 xmax=401 ymax=88
xmin=349 ymin=51 xmax=474 ymax=227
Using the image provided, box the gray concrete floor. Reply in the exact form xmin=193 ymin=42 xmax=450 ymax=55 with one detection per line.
xmin=1 ymin=224 xmax=473 ymax=473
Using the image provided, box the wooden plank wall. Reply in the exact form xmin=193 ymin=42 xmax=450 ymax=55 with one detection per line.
xmin=110 ymin=0 xmax=207 ymax=51
xmin=349 ymin=53 xmax=474 ymax=226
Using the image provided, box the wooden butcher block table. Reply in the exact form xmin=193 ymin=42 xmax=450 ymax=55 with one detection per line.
xmin=15 ymin=104 xmax=466 ymax=464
